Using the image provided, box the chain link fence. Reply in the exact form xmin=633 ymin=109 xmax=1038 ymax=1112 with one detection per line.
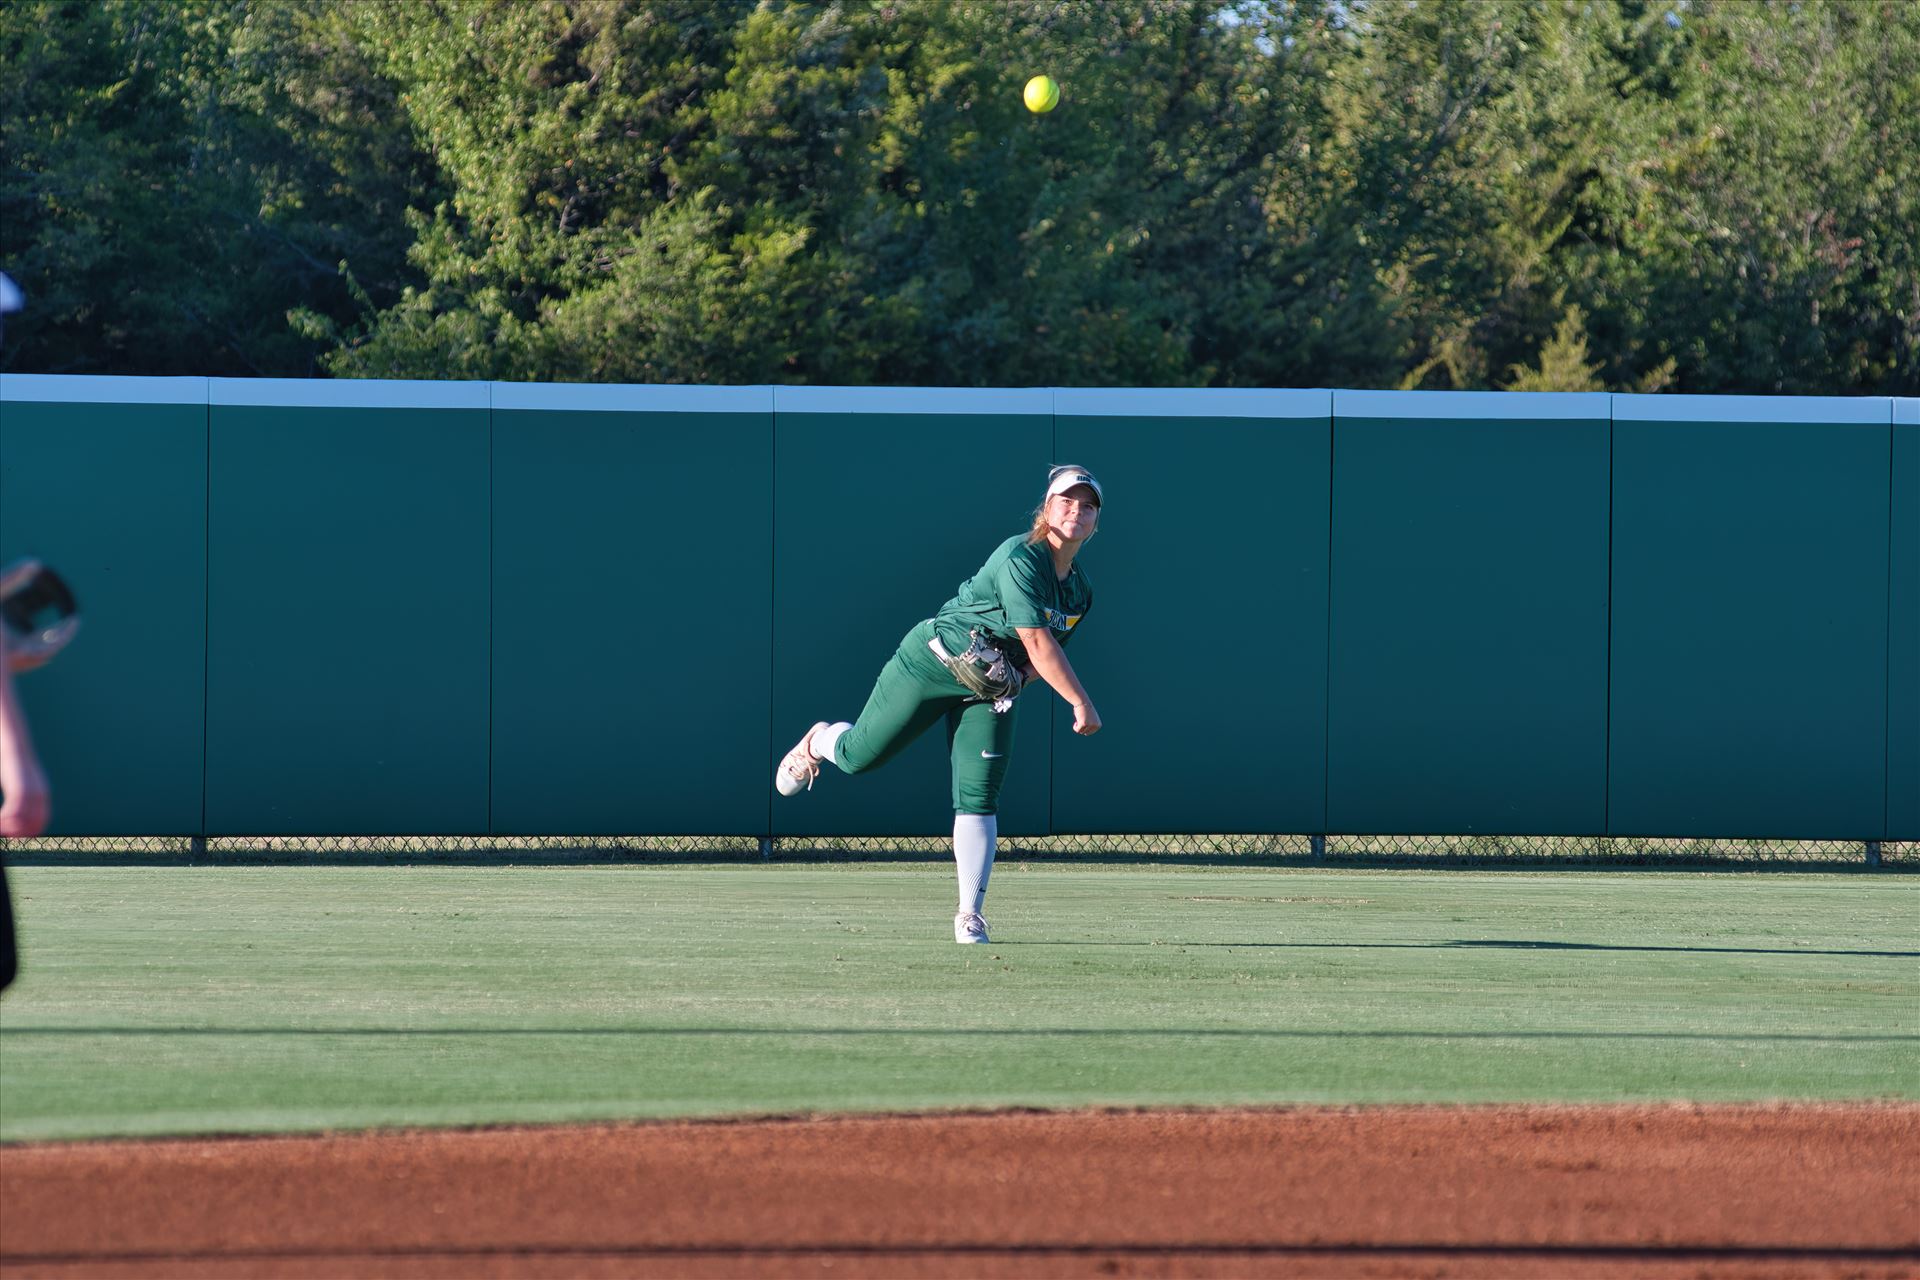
xmin=1 ymin=833 xmax=1911 ymax=868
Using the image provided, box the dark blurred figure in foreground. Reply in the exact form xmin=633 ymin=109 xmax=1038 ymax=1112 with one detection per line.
xmin=0 ymin=269 xmax=58 ymax=992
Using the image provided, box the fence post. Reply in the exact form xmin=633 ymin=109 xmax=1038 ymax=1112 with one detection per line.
xmin=189 ymin=835 xmax=206 ymax=858
xmin=1310 ymin=834 xmax=1326 ymax=862
xmin=758 ymin=836 xmax=772 ymax=862
xmin=1866 ymin=841 xmax=1882 ymax=868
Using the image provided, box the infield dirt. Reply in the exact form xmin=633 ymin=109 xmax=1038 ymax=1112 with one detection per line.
xmin=1 ymin=1103 xmax=1914 ymax=1279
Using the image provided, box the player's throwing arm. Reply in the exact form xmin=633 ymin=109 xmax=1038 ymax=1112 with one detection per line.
xmin=775 ymin=466 xmax=1104 ymax=944
xmin=1013 ymin=624 xmax=1101 ymax=736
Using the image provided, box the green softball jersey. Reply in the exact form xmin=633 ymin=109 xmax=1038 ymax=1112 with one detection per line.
xmin=933 ymin=534 xmax=1093 ymax=666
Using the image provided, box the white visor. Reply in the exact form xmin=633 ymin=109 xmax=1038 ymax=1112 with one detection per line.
xmin=1045 ymin=466 xmax=1102 ymax=506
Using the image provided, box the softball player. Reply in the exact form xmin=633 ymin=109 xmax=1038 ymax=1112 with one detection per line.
xmin=776 ymin=465 xmax=1103 ymax=944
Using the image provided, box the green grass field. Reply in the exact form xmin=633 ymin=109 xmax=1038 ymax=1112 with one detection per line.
xmin=0 ymin=863 xmax=1914 ymax=1141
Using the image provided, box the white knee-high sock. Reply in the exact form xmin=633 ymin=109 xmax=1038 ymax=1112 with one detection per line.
xmin=813 ymin=722 xmax=853 ymax=771
xmin=953 ymin=813 xmax=996 ymax=914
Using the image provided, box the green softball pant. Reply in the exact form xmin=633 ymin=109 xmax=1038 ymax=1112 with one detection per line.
xmin=831 ymin=619 xmax=1019 ymax=815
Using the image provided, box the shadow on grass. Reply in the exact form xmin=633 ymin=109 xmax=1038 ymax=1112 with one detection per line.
xmin=1446 ymin=938 xmax=1919 ymax=958
xmin=2 ymin=1026 xmax=1911 ymax=1042
xmin=3 ymin=849 xmax=1910 ymax=873
xmin=2 ymin=850 xmax=776 ymax=868
xmin=1021 ymin=939 xmax=1918 ymax=959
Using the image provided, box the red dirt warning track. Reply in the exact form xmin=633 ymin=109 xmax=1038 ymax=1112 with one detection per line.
xmin=1 ymin=1104 xmax=1915 ymax=1279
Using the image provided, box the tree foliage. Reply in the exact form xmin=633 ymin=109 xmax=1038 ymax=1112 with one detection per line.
xmin=3 ymin=0 xmax=1914 ymax=391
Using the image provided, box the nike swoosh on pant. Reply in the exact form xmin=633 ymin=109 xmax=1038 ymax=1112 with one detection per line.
xmin=980 ymin=751 xmax=1004 ymax=759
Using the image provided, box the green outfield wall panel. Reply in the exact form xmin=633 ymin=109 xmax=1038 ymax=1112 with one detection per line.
xmin=1050 ymin=389 xmax=1330 ymax=833
xmin=0 ymin=377 xmax=207 ymax=834
xmin=1610 ymin=396 xmax=1890 ymax=840
xmin=204 ymin=381 xmax=490 ymax=835
xmin=1890 ymin=399 xmax=1918 ymax=840
xmin=771 ymin=388 xmax=1052 ymax=837
xmin=490 ymin=384 xmax=773 ymax=835
xmin=1327 ymin=392 xmax=1611 ymax=836
xmin=3 ymin=377 xmax=1903 ymax=846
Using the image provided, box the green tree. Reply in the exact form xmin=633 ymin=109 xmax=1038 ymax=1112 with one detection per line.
xmin=319 ymin=0 xmax=1302 ymax=387
xmin=1503 ymin=301 xmax=1604 ymax=391
xmin=1613 ymin=0 xmax=1920 ymax=392
xmin=314 ymin=0 xmax=759 ymax=381
xmin=1 ymin=0 xmax=427 ymax=375
xmin=5 ymin=0 xmax=1912 ymax=392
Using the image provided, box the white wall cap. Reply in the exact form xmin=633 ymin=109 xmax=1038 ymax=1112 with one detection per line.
xmin=209 ymin=378 xmax=490 ymax=410
xmin=1054 ymin=387 xmax=1331 ymax=418
xmin=491 ymin=382 xmax=773 ymax=413
xmin=1613 ymin=393 xmax=1891 ymax=424
xmin=773 ymin=386 xmax=1052 ymax=415
xmin=1895 ymin=398 xmax=1918 ymax=426
xmin=1 ymin=374 xmax=209 ymax=405
xmin=1335 ymin=390 xmax=1610 ymax=420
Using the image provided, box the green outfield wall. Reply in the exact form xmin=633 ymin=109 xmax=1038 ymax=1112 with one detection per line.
xmin=1051 ymin=388 xmax=1330 ymax=835
xmin=1 ymin=377 xmax=1912 ymax=842
xmin=1610 ymin=395 xmax=1893 ymax=840
xmin=0 ymin=378 xmax=206 ymax=834
xmin=1891 ymin=398 xmax=1919 ymax=841
xmin=1328 ymin=390 xmax=1611 ymax=837
xmin=491 ymin=383 xmax=773 ymax=836
xmin=206 ymin=380 xmax=491 ymax=835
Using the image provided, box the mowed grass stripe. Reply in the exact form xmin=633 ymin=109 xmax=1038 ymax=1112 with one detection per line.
xmin=0 ymin=866 xmax=1913 ymax=1140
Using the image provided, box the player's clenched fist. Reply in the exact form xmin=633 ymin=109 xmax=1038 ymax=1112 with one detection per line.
xmin=1072 ymin=701 xmax=1102 ymax=735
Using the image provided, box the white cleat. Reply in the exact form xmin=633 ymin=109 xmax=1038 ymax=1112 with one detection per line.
xmin=954 ymin=911 xmax=991 ymax=945
xmin=775 ymin=721 xmax=830 ymax=797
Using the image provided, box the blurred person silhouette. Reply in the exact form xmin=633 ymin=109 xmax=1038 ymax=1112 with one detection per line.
xmin=1 ymin=614 xmax=54 ymax=992
xmin=0 ymin=271 xmax=72 ymax=993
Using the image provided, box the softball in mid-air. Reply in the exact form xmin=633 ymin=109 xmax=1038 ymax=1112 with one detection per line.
xmin=1023 ymin=75 xmax=1060 ymax=114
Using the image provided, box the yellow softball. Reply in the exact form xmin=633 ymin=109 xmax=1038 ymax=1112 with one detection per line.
xmin=1023 ymin=75 xmax=1061 ymax=114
